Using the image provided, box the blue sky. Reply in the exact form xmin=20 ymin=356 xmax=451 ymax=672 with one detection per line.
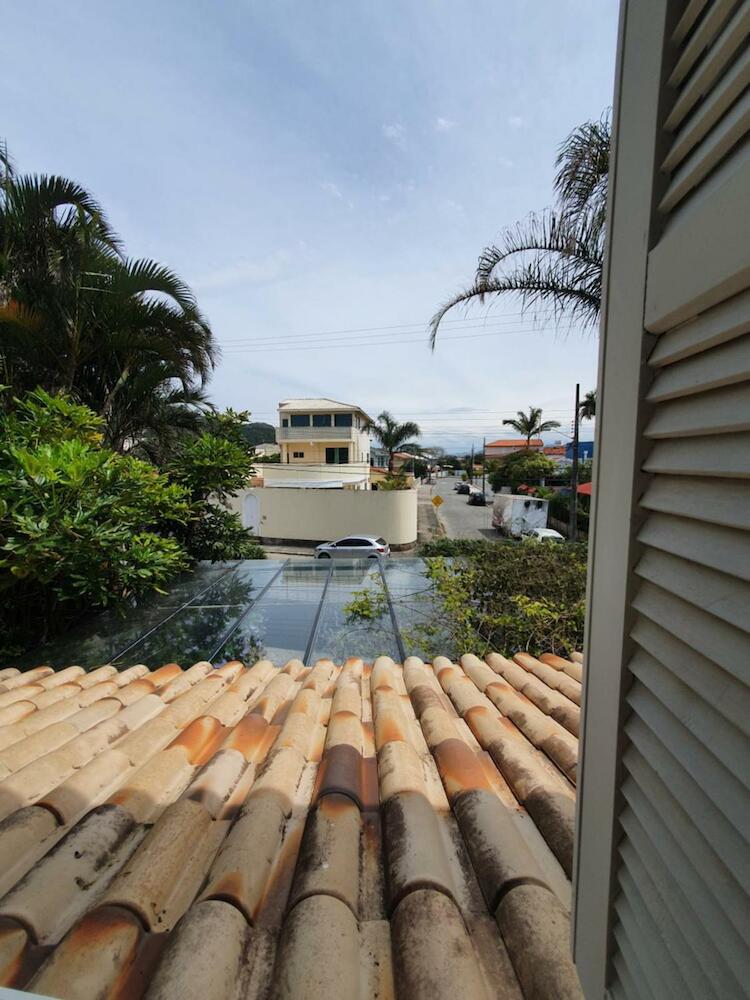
xmin=3 ymin=0 xmax=618 ymax=452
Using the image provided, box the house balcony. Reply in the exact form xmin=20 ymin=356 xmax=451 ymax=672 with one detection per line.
xmin=261 ymin=461 xmax=371 ymax=489
xmin=276 ymin=426 xmax=358 ymax=442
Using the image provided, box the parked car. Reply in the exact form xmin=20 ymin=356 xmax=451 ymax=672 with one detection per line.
xmin=467 ymin=490 xmax=488 ymax=506
xmin=455 ymin=482 xmax=471 ymax=494
xmin=525 ymin=527 xmax=565 ymax=542
xmin=315 ymin=534 xmax=390 ymax=559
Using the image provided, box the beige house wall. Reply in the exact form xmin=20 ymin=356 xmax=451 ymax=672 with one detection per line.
xmin=228 ymin=487 xmax=417 ymax=547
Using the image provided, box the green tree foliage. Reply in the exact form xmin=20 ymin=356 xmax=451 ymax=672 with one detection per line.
xmin=239 ymin=422 xmax=276 ymax=446
xmin=0 ymin=390 xmax=190 ymax=656
xmin=502 ymin=406 xmax=560 ymax=445
xmin=366 ymin=411 xmax=421 ymax=473
xmin=431 ymin=113 xmax=610 ymax=344
xmin=0 ymin=142 xmax=215 ymax=454
xmin=579 ymin=390 xmax=596 ymax=420
xmin=166 ymin=408 xmax=265 ymax=560
xmin=487 ymin=450 xmax=557 ymax=492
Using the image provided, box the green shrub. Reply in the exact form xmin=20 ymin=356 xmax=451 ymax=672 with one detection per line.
xmin=0 ymin=389 xmax=191 ymax=656
xmin=488 ymin=450 xmax=557 ymax=493
xmin=188 ymin=506 xmax=265 ymax=561
xmin=422 ymin=541 xmax=588 ymax=656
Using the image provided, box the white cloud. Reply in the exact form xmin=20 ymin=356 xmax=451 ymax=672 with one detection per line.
xmin=321 ymin=180 xmax=343 ymax=199
xmin=435 ymin=117 xmax=457 ymax=132
xmin=382 ymin=122 xmax=407 ymax=148
xmin=507 ymin=114 xmax=524 ymax=128
xmin=193 ymin=251 xmax=290 ymax=291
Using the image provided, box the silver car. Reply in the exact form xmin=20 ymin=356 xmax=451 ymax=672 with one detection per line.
xmin=315 ymin=534 xmax=390 ymax=559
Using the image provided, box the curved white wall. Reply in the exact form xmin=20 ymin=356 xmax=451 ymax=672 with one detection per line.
xmin=228 ymin=487 xmax=417 ymax=547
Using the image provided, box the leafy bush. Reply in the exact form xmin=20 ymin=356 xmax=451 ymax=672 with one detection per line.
xmin=166 ymin=409 xmax=262 ymax=560
xmin=419 ymin=538 xmax=512 ymax=557
xmin=488 ymin=450 xmax=557 ymax=492
xmin=0 ymin=390 xmax=191 ymax=656
xmin=423 ymin=541 xmax=588 ymax=655
xmin=378 ymin=473 xmax=411 ymax=491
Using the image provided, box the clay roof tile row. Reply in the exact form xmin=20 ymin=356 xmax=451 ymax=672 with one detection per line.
xmin=0 ymin=651 xmax=585 ymax=999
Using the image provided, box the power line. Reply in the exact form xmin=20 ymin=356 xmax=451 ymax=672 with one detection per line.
xmin=222 ymin=324 xmax=580 ymax=355
xmin=216 ymin=309 xmax=563 ymax=345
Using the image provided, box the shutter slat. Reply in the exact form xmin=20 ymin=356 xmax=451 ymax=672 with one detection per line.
xmin=665 ymin=1 xmax=750 ymax=131
xmin=637 ymin=510 xmax=750 ymax=579
xmin=672 ymin=0 xmax=711 ymax=45
xmin=644 ymin=148 xmax=750 ymax=332
xmin=626 ymin=715 xmax=749 ymax=892
xmin=634 ymin=546 xmax=750 ymax=631
xmin=648 ymin=288 xmax=750 ymax=365
xmin=628 ymin=648 xmax=748 ymax=776
xmin=668 ymin=0 xmax=739 ymax=87
xmin=619 ymin=778 xmax=750 ymax=987
xmin=646 ymin=333 xmax=750 ymax=400
xmin=612 ymin=929 xmax=660 ymax=1000
xmin=643 ymin=431 xmax=750 ymax=477
xmin=659 ymin=87 xmax=750 ymax=211
xmin=624 ymin=747 xmax=750 ymax=905
xmin=644 ymin=381 xmax=750 ymax=436
xmin=632 ymin=580 xmax=750 ymax=678
xmin=626 ymin=680 xmax=748 ymax=832
xmin=631 ymin=615 xmax=750 ymax=732
xmin=619 ymin=842 xmax=721 ymax=999
xmin=614 ymin=890 xmax=688 ymax=1000
xmin=640 ymin=474 xmax=750 ymax=530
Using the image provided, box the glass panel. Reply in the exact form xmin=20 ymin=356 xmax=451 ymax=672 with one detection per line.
xmin=325 ymin=447 xmax=336 ymax=464
xmin=334 ymin=413 xmax=353 ymax=427
xmin=114 ymin=562 xmax=285 ymax=668
xmin=21 ymin=562 xmax=237 ymax=670
xmin=217 ymin=561 xmax=331 ymax=665
xmin=308 ymin=560 xmax=399 ymax=663
xmin=312 ymin=414 xmax=332 ymax=427
xmin=338 ymin=448 xmax=349 ymax=464
xmin=290 ymin=414 xmax=310 ymax=427
xmin=381 ymin=559 xmax=452 ymax=661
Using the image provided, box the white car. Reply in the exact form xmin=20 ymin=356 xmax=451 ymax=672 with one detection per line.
xmin=526 ymin=527 xmax=565 ymax=542
xmin=315 ymin=534 xmax=390 ymax=559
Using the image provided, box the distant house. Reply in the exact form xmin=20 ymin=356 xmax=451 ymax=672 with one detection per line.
xmin=370 ymin=446 xmax=389 ymax=470
xmin=485 ymin=438 xmax=543 ymax=460
xmin=263 ymin=397 xmax=373 ymax=489
xmin=543 ymin=444 xmax=570 ymax=466
xmin=253 ymin=442 xmax=280 ymax=459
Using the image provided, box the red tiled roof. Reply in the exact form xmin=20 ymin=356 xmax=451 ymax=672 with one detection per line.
xmin=486 ymin=439 xmax=544 ymax=449
xmin=543 ymin=446 xmax=566 ymax=455
xmin=0 ymin=653 xmax=584 ymax=999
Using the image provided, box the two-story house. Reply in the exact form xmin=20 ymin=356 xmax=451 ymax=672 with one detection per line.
xmin=262 ymin=398 xmax=373 ymax=489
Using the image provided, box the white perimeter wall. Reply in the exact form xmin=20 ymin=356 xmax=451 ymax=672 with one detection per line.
xmin=228 ymin=487 xmax=418 ymax=547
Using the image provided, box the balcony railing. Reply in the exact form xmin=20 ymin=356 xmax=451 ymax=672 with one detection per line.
xmin=276 ymin=426 xmax=358 ymax=441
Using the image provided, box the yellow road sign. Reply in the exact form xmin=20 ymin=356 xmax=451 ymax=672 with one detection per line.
xmin=432 ymin=495 xmax=444 ymax=507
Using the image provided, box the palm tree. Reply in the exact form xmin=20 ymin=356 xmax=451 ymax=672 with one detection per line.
xmin=367 ymin=411 xmax=421 ymax=473
xmin=579 ymin=390 xmax=596 ymax=420
xmin=502 ymin=407 xmax=560 ymax=447
xmin=0 ymin=142 xmax=216 ymax=449
xmin=431 ymin=113 xmax=610 ymax=345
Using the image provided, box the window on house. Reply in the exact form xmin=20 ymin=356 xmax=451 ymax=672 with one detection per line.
xmin=282 ymin=418 xmax=289 ymax=427
xmin=334 ymin=413 xmax=353 ymax=427
xmin=292 ymin=451 xmax=305 ymax=459
xmin=312 ymin=414 xmax=332 ymax=427
xmin=290 ymin=414 xmax=310 ymax=427
xmin=325 ymin=447 xmax=349 ymax=464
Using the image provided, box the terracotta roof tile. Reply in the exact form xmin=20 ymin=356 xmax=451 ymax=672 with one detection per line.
xmin=0 ymin=654 xmax=585 ymax=999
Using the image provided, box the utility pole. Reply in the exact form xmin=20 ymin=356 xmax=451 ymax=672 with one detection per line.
xmin=482 ymin=437 xmax=486 ymax=494
xmin=569 ymin=383 xmax=580 ymax=542
xmin=469 ymin=444 xmax=474 ymax=484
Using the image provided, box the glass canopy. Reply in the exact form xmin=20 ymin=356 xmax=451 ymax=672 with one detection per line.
xmin=23 ymin=558 xmax=448 ymax=670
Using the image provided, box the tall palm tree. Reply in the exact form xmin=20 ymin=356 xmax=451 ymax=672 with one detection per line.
xmin=502 ymin=407 xmax=560 ymax=447
xmin=430 ymin=113 xmax=610 ymax=345
xmin=367 ymin=411 xmax=421 ymax=473
xmin=0 ymin=142 xmax=216 ymax=449
xmin=579 ymin=390 xmax=596 ymax=420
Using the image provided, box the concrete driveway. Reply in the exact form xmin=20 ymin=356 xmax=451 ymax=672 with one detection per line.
xmin=420 ymin=478 xmax=498 ymax=541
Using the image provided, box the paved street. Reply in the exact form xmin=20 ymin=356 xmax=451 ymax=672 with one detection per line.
xmin=420 ymin=477 xmax=498 ymax=540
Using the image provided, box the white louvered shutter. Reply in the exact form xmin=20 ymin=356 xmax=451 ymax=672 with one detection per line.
xmin=574 ymin=1 xmax=750 ymax=997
